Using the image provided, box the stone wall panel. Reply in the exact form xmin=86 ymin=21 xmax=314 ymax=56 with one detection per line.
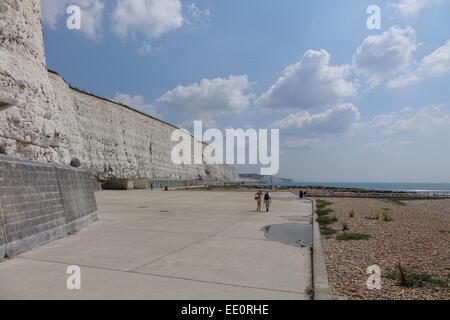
xmin=0 ymin=156 xmax=98 ymax=258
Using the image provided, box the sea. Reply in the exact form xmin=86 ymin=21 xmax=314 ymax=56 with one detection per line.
xmin=244 ymin=181 xmax=450 ymax=195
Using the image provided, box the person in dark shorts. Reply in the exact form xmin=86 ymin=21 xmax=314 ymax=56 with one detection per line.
xmin=264 ymin=192 xmax=272 ymax=212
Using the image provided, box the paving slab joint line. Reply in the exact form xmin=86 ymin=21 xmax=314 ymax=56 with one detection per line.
xmin=101 ymin=224 xmax=214 ymax=237
xmin=129 ymin=212 xmax=256 ymax=272
xmin=17 ymin=256 xmax=306 ymax=296
xmin=130 ymin=271 xmax=308 ymax=295
xmin=308 ymin=198 xmax=345 ymax=300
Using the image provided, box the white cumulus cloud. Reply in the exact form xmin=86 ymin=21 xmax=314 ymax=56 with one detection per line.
xmin=372 ymin=105 xmax=450 ymax=135
xmin=157 ymin=75 xmax=254 ymax=119
xmin=113 ymin=93 xmax=161 ymax=118
xmin=41 ymin=0 xmax=105 ymax=40
xmin=185 ymin=3 xmax=211 ymax=29
xmin=388 ymin=105 xmax=450 ymax=135
xmin=388 ymin=40 xmax=450 ymax=88
xmin=111 ymin=0 xmax=184 ymax=39
xmin=363 ymin=140 xmax=390 ymax=151
xmin=353 ymin=26 xmax=417 ymax=89
xmin=371 ymin=113 xmax=397 ymax=128
xmin=283 ymin=137 xmax=328 ymax=149
xmin=391 ymin=0 xmax=447 ymax=17
xmin=362 ymin=140 xmax=413 ymax=152
xmin=257 ymin=50 xmax=357 ymax=111
xmin=138 ymin=42 xmax=152 ymax=55
xmin=177 ymin=119 xmax=218 ymax=133
xmin=271 ymin=104 xmax=361 ymax=148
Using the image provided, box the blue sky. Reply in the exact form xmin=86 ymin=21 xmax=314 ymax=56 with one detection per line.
xmin=41 ymin=0 xmax=450 ymax=182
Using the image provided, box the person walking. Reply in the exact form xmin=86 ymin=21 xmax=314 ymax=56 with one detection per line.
xmin=254 ymin=190 xmax=263 ymax=212
xmin=264 ymin=192 xmax=272 ymax=212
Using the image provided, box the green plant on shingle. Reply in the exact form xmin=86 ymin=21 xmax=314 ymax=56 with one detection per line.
xmin=365 ymin=212 xmax=379 ymax=220
xmin=383 ymin=212 xmax=394 ymax=222
xmin=316 ymin=215 xmax=338 ymax=226
xmin=388 ymin=263 xmax=449 ymax=288
xmin=383 ymin=199 xmax=406 ymax=206
xmin=320 ymin=226 xmax=337 ymax=236
xmin=316 ymin=200 xmax=339 ymax=236
xmin=341 ymin=222 xmax=349 ymax=231
xmin=316 ymin=199 xmax=335 ymax=216
xmin=349 ymin=210 xmax=354 ymax=218
xmin=336 ymin=233 xmax=371 ymax=241
xmin=316 ymin=199 xmax=333 ymax=209
xmin=316 ymin=207 xmax=335 ymax=216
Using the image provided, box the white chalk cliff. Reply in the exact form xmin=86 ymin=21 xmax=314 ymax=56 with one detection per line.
xmin=0 ymin=0 xmax=238 ymax=181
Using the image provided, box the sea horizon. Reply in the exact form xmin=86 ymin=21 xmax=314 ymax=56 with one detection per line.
xmin=245 ymin=181 xmax=450 ymax=193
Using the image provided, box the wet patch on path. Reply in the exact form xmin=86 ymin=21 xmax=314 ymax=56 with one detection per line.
xmin=261 ymin=223 xmax=313 ymax=248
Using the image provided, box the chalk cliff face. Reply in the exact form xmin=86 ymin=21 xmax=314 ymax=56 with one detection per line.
xmin=0 ymin=0 xmax=238 ymax=181
xmin=0 ymin=0 xmax=63 ymax=162
xmin=49 ymin=73 xmax=238 ymax=180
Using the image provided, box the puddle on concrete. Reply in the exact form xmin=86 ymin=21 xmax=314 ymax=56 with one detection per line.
xmin=261 ymin=223 xmax=313 ymax=248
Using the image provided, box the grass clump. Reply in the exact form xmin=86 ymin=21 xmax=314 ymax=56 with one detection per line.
xmin=316 ymin=199 xmax=333 ymax=209
xmin=316 ymin=207 xmax=335 ymax=216
xmin=365 ymin=213 xmax=379 ymax=220
xmin=315 ymin=199 xmax=335 ymax=216
xmin=316 ymin=215 xmax=338 ymax=226
xmin=341 ymin=222 xmax=349 ymax=231
xmin=383 ymin=199 xmax=407 ymax=206
xmin=388 ymin=264 xmax=448 ymax=288
xmin=320 ymin=226 xmax=337 ymax=236
xmin=383 ymin=212 xmax=394 ymax=222
xmin=317 ymin=215 xmax=338 ymax=236
xmin=336 ymin=233 xmax=371 ymax=241
xmin=316 ymin=199 xmax=339 ymax=236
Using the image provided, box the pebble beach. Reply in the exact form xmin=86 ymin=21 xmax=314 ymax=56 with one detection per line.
xmin=318 ymin=197 xmax=450 ymax=300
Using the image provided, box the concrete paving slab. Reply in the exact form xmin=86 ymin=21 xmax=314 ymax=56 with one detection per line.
xmin=0 ymin=258 xmax=308 ymax=300
xmin=21 ymin=223 xmax=208 ymax=271
xmin=0 ymin=191 xmax=313 ymax=299
xmin=112 ymin=213 xmax=249 ymax=234
xmin=136 ymin=236 xmax=311 ymax=294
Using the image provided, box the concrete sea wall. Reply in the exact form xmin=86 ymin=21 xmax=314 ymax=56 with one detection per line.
xmin=0 ymin=156 xmax=98 ymax=258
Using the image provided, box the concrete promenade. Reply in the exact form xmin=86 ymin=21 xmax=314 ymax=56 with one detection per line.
xmin=0 ymin=191 xmax=313 ymax=300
